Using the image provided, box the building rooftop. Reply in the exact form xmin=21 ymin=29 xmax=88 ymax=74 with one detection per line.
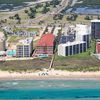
xmin=18 ymin=37 xmax=33 ymax=45
xmin=62 ymin=24 xmax=90 ymax=36
xmin=62 ymin=25 xmax=76 ymax=36
xmin=75 ymin=24 xmax=90 ymax=35
xmin=91 ymin=19 xmax=100 ymax=22
xmin=53 ymin=27 xmax=62 ymax=36
xmin=47 ymin=27 xmax=54 ymax=33
xmin=37 ymin=33 xmax=55 ymax=46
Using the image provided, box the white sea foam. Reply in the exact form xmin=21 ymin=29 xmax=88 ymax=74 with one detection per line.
xmin=12 ymin=82 xmax=18 ymax=85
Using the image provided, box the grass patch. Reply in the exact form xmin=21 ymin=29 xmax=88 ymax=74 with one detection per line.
xmin=8 ymin=36 xmax=25 ymax=43
xmin=53 ymin=40 xmax=98 ymax=72
xmin=13 ymin=28 xmax=39 ymax=32
xmin=0 ymin=58 xmax=51 ymax=71
xmin=55 ymin=51 xmax=91 ymax=61
xmin=55 ymin=66 xmax=100 ymax=72
xmin=26 ymin=28 xmax=39 ymax=32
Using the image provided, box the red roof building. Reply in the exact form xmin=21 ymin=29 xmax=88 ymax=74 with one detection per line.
xmin=96 ymin=43 xmax=100 ymax=54
xmin=37 ymin=34 xmax=55 ymax=46
xmin=34 ymin=34 xmax=55 ymax=56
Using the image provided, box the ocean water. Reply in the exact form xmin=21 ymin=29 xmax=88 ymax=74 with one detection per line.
xmin=0 ymin=80 xmax=100 ymax=99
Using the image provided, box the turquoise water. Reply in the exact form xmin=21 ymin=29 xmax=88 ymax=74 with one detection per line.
xmin=0 ymin=80 xmax=100 ymax=99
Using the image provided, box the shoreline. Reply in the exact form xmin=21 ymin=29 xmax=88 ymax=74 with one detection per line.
xmin=1 ymin=77 xmax=100 ymax=81
xmin=0 ymin=69 xmax=100 ymax=81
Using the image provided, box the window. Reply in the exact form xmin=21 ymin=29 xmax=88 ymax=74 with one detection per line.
xmin=66 ymin=47 xmax=68 ymax=56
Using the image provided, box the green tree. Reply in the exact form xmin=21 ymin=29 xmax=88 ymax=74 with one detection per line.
xmin=84 ymin=15 xmax=93 ymax=20
xmin=50 ymin=0 xmax=60 ymax=7
xmin=35 ymin=4 xmax=43 ymax=9
xmin=30 ymin=7 xmax=36 ymax=13
xmin=42 ymin=6 xmax=50 ymax=14
xmin=97 ymin=16 xmax=100 ymax=20
xmin=9 ymin=16 xmax=14 ymax=19
xmin=53 ymin=15 xmax=58 ymax=20
xmin=0 ymin=20 xmax=5 ymax=23
xmin=14 ymin=14 xmax=20 ymax=20
xmin=24 ymin=10 xmax=28 ymax=13
xmin=28 ymin=13 xmax=35 ymax=19
xmin=17 ymin=17 xmax=21 ymax=24
xmin=14 ymin=14 xmax=21 ymax=24
xmin=53 ymin=14 xmax=63 ymax=20
xmin=57 ymin=14 xmax=63 ymax=20
xmin=67 ymin=14 xmax=78 ymax=21
xmin=45 ymin=2 xmax=50 ymax=7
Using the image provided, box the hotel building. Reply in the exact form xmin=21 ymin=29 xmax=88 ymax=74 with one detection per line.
xmin=34 ymin=34 xmax=55 ymax=57
xmin=16 ymin=38 xmax=33 ymax=57
xmin=58 ymin=41 xmax=86 ymax=56
xmin=58 ymin=24 xmax=91 ymax=56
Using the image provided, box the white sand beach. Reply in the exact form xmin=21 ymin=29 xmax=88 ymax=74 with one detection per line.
xmin=0 ymin=69 xmax=100 ymax=80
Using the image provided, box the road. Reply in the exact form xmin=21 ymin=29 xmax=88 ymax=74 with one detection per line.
xmin=49 ymin=0 xmax=71 ymax=14
xmin=26 ymin=0 xmax=52 ymax=6
xmin=71 ymin=0 xmax=78 ymax=6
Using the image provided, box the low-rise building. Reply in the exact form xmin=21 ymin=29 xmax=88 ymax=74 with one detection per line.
xmin=16 ymin=37 xmax=33 ymax=57
xmin=34 ymin=34 xmax=55 ymax=57
xmin=0 ymin=32 xmax=6 ymax=51
xmin=58 ymin=41 xmax=87 ymax=56
xmin=96 ymin=40 xmax=100 ymax=54
xmin=13 ymin=31 xmax=37 ymax=37
xmin=6 ymin=50 xmax=16 ymax=57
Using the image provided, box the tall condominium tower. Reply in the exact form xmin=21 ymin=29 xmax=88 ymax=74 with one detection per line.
xmin=91 ymin=20 xmax=100 ymax=39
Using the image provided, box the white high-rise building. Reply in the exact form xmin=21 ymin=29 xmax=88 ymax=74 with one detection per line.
xmin=91 ymin=19 xmax=100 ymax=39
xmin=58 ymin=24 xmax=91 ymax=56
xmin=58 ymin=41 xmax=86 ymax=56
